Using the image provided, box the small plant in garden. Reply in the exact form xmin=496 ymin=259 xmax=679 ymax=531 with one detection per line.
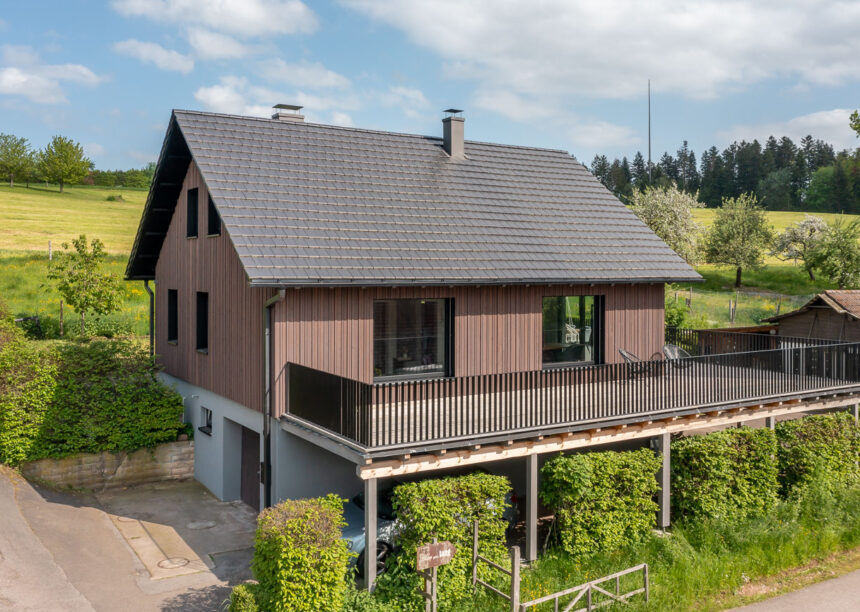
xmin=46 ymin=234 xmax=122 ymax=336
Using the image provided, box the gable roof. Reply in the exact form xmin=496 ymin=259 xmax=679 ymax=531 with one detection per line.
xmin=126 ymin=110 xmax=701 ymax=287
xmin=764 ymin=290 xmax=860 ymax=323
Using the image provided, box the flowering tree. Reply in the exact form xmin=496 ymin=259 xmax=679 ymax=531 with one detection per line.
xmin=770 ymin=215 xmax=827 ymax=280
xmin=629 ymin=185 xmax=704 ymax=265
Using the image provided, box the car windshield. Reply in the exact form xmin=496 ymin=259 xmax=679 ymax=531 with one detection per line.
xmin=352 ymin=489 xmax=396 ymax=520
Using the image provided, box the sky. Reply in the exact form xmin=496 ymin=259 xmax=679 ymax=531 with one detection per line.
xmin=1 ymin=0 xmax=858 ymax=170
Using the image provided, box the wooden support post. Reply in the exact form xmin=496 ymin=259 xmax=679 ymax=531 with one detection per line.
xmin=656 ymin=433 xmax=671 ymax=529
xmin=765 ymin=416 xmax=776 ymax=430
xmin=472 ymin=520 xmax=478 ymax=589
xmin=509 ymin=546 xmax=520 ymax=612
xmin=364 ymin=477 xmax=378 ymax=590
xmin=526 ymin=453 xmax=538 ymax=562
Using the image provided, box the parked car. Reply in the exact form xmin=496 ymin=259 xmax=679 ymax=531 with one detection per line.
xmin=342 ymin=467 xmax=519 ymax=578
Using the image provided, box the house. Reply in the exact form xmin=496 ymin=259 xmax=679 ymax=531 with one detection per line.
xmin=127 ymin=108 xmax=860 ymax=585
xmin=763 ymin=290 xmax=860 ymax=340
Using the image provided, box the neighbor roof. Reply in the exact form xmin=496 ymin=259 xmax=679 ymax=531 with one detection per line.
xmin=764 ymin=290 xmax=860 ymax=323
xmin=126 ymin=110 xmax=701 ymax=286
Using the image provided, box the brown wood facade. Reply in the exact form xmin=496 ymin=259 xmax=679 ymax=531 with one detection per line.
xmin=154 ymin=160 xmax=274 ymax=412
xmin=156 ymin=162 xmax=665 ymax=419
xmin=776 ymin=308 xmax=860 ymax=342
xmin=270 ymin=283 xmax=664 ymax=418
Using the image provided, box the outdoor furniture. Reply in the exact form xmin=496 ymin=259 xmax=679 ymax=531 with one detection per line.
xmin=663 ymin=343 xmax=693 ymax=369
xmin=618 ymin=349 xmax=652 ymax=378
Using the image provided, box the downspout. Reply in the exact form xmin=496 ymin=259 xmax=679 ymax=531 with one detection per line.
xmin=144 ymin=280 xmax=154 ymax=356
xmin=263 ymin=290 xmax=286 ymax=508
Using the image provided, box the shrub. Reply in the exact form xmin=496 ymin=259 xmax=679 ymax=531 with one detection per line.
xmin=672 ymin=427 xmax=779 ymax=522
xmin=105 ymin=194 xmax=124 ymax=202
xmin=540 ymin=449 xmax=661 ymax=558
xmin=252 ymin=495 xmax=350 ymax=612
xmin=776 ymin=412 xmax=860 ymax=493
xmin=0 ymin=336 xmax=184 ymax=465
xmin=228 ymin=583 xmax=260 ymax=612
xmin=377 ymin=472 xmax=511 ymax=611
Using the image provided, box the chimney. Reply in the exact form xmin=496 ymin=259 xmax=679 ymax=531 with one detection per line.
xmin=442 ymin=109 xmax=465 ymax=159
xmin=272 ymin=103 xmax=305 ymax=122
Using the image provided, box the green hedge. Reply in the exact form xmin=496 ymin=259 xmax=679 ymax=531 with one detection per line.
xmin=247 ymin=495 xmax=350 ymax=612
xmin=672 ymin=428 xmax=779 ymax=522
xmin=375 ymin=472 xmax=511 ymax=611
xmin=776 ymin=413 xmax=860 ymax=493
xmin=0 ymin=330 xmax=185 ymax=465
xmin=540 ymin=449 xmax=661 ymax=558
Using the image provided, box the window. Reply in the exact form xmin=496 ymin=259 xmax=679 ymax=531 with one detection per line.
xmin=167 ymin=289 xmax=178 ymax=343
xmin=186 ymin=187 xmax=198 ymax=238
xmin=199 ymin=406 xmax=212 ymax=436
xmin=196 ymin=291 xmax=208 ymax=352
xmin=207 ymin=194 xmax=221 ymax=236
xmin=542 ymin=295 xmax=602 ymax=366
xmin=373 ymin=298 xmax=452 ymax=379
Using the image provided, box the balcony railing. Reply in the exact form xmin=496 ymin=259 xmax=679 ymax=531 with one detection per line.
xmin=285 ymin=329 xmax=860 ymax=452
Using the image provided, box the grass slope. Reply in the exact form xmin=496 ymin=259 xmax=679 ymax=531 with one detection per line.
xmin=0 ymin=184 xmax=147 ymax=254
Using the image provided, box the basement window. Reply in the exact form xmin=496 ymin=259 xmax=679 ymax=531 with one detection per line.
xmin=207 ymin=194 xmax=221 ymax=236
xmin=373 ymin=298 xmax=453 ymax=380
xmin=196 ymin=291 xmax=208 ymax=353
xmin=198 ymin=406 xmax=212 ymax=436
xmin=167 ymin=289 xmax=178 ymax=344
xmin=186 ymin=188 xmax=199 ymax=238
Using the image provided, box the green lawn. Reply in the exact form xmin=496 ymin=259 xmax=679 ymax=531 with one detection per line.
xmin=691 ymin=209 xmax=860 ymax=234
xmin=0 ymin=184 xmax=147 ymax=254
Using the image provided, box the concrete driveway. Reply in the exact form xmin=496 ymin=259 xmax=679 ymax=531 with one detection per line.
xmin=0 ymin=466 xmax=256 ymax=611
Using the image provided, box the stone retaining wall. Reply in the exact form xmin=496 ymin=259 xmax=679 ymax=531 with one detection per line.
xmin=20 ymin=440 xmax=194 ymax=490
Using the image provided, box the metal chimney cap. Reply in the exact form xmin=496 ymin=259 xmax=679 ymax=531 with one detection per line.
xmin=443 ymin=108 xmax=463 ymax=116
xmin=274 ymin=103 xmax=303 ymax=111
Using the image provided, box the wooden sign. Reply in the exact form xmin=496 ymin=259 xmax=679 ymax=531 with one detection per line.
xmin=416 ymin=541 xmax=457 ymax=571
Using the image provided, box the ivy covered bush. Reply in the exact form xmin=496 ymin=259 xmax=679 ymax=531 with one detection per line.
xmin=776 ymin=413 xmax=860 ymax=493
xmin=0 ymin=331 xmax=185 ymax=465
xmin=234 ymin=495 xmax=350 ymax=612
xmin=672 ymin=427 xmax=779 ymax=522
xmin=540 ymin=449 xmax=661 ymax=558
xmin=374 ymin=472 xmax=511 ymax=611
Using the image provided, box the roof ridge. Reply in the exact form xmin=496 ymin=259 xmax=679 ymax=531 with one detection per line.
xmin=172 ymin=108 xmax=574 ymax=156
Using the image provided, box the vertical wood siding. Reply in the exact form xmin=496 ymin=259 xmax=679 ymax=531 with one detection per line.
xmin=272 ymin=283 xmax=664 ymax=417
xmin=778 ymin=310 xmax=860 ymax=341
xmin=154 ymin=160 xmax=274 ymax=413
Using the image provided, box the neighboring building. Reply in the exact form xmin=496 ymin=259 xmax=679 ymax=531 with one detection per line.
xmin=127 ymin=108 xmax=860 ymax=585
xmin=764 ymin=290 xmax=860 ymax=341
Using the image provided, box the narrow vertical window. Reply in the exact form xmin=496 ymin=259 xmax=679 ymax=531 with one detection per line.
xmin=167 ymin=289 xmax=178 ymax=343
xmin=196 ymin=291 xmax=208 ymax=352
xmin=186 ymin=187 xmax=199 ymax=238
xmin=207 ymin=194 xmax=221 ymax=236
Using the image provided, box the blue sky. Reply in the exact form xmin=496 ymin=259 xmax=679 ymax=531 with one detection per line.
xmin=1 ymin=0 xmax=858 ymax=170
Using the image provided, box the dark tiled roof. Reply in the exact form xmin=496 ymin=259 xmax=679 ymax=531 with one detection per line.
xmin=127 ymin=109 xmax=701 ymax=286
xmin=765 ymin=290 xmax=860 ymax=322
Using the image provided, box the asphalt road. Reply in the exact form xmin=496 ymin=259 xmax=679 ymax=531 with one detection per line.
xmin=732 ymin=569 xmax=860 ymax=611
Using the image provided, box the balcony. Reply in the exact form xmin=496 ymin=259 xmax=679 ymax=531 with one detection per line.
xmin=282 ymin=329 xmax=860 ymax=457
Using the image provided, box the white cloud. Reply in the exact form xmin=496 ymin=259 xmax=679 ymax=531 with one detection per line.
xmin=188 ymin=28 xmax=249 ymax=60
xmin=380 ymin=85 xmax=429 ymax=119
xmin=112 ymin=0 xmax=317 ymax=37
xmin=259 ymin=59 xmax=350 ymax=89
xmin=0 ymin=45 xmax=102 ymax=104
xmin=113 ymin=39 xmax=194 ymax=74
xmin=343 ymin=0 xmax=860 ymax=104
xmin=718 ymin=109 xmax=860 ymax=152
xmin=330 ymin=111 xmax=354 ymax=127
xmin=84 ymin=143 xmax=105 ymax=157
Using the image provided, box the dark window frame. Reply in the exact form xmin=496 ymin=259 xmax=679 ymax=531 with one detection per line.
xmin=196 ymin=291 xmax=209 ymax=353
xmin=207 ymin=194 xmax=221 ymax=236
xmin=186 ymin=187 xmax=199 ymax=238
xmin=372 ymin=298 xmax=454 ymax=382
xmin=167 ymin=289 xmax=178 ymax=344
xmin=541 ymin=294 xmax=605 ymax=369
xmin=198 ymin=406 xmax=213 ymax=436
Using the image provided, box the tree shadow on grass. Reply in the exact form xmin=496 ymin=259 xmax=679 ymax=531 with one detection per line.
xmin=158 ymin=584 xmax=234 ymax=611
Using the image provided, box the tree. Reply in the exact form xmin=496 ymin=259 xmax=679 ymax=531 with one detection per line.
xmin=629 ymin=185 xmax=704 ymax=265
xmin=808 ymin=219 xmax=860 ymax=289
xmin=704 ymin=193 xmax=774 ymax=287
xmin=770 ymin=215 xmax=827 ymax=280
xmin=756 ymin=168 xmax=793 ymax=211
xmin=46 ymin=235 xmax=122 ymax=335
xmin=0 ymin=133 xmax=32 ymax=187
xmin=852 ymin=110 xmax=860 ymax=137
xmin=38 ymin=136 xmax=91 ymax=193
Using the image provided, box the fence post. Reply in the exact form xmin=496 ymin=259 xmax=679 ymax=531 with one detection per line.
xmin=644 ymin=564 xmax=649 ymax=603
xmin=472 ymin=520 xmax=478 ymax=589
xmin=510 ymin=546 xmax=520 ymax=612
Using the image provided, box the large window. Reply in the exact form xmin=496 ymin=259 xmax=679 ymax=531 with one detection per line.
xmin=542 ymin=295 xmax=601 ymax=366
xmin=207 ymin=194 xmax=221 ymax=236
xmin=167 ymin=289 xmax=178 ymax=343
xmin=373 ymin=299 xmax=452 ymax=380
xmin=196 ymin=291 xmax=208 ymax=353
xmin=186 ymin=188 xmax=199 ymax=238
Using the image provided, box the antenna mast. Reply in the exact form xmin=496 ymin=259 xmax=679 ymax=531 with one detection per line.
xmin=648 ymin=79 xmax=652 ymax=183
